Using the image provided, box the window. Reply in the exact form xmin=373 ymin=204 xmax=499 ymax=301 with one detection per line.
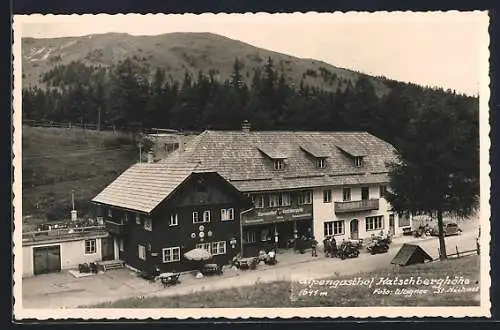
xmin=379 ymin=185 xmax=387 ymax=198
xmin=107 ymin=208 xmax=113 ymax=217
xmin=221 ymin=208 xmax=234 ymax=221
xmin=323 ymin=190 xmax=332 ymax=203
xmin=324 ymin=220 xmax=344 ymax=236
xmin=123 ymin=213 xmax=129 ymax=223
xmin=135 ymin=213 xmax=141 ymax=225
xmin=169 ymin=214 xmax=178 ymax=226
xmin=280 ymin=193 xmax=291 ymax=206
xmin=203 ymin=210 xmax=211 ymax=223
xmin=398 ymin=213 xmax=411 ymax=227
xmin=317 ymin=158 xmax=327 ymax=169
xmin=366 ymin=215 xmax=384 ymax=231
xmin=274 ymin=159 xmax=284 ymax=170
xmin=162 ymin=247 xmax=180 ymax=263
xmin=354 ymin=156 xmax=363 ymax=167
xmin=252 ymin=195 xmax=265 ymax=208
xmin=245 ymin=231 xmax=256 ymax=243
xmin=303 ymin=191 xmax=312 ymax=204
xmin=268 ymin=194 xmax=279 ymax=208
xmin=212 ymin=241 xmax=227 ymax=255
xmin=144 ymin=218 xmax=152 ymax=231
xmin=261 ymin=228 xmax=272 ymax=242
xmin=361 ymin=187 xmax=370 ymax=200
xmin=85 ymin=239 xmax=96 ymax=254
xmin=192 ymin=211 xmax=199 ymax=223
xmin=343 ymin=188 xmax=351 ymax=201
xmin=138 ymin=244 xmax=146 ymax=260
xmin=196 ymin=242 xmax=211 ymax=252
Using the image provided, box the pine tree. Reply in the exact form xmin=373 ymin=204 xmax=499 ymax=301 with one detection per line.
xmin=386 ymin=93 xmax=479 ymax=260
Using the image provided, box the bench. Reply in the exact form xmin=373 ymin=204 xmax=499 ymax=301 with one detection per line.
xmin=402 ymin=227 xmax=413 ymax=236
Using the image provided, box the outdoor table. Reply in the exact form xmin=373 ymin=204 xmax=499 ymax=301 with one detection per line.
xmin=201 ymin=263 xmax=223 ymax=275
xmin=158 ymin=272 xmax=180 ymax=287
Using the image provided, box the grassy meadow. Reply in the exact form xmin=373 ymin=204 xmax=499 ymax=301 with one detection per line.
xmin=22 ymin=126 xmax=138 ymax=225
xmin=90 ymin=255 xmax=480 ymax=308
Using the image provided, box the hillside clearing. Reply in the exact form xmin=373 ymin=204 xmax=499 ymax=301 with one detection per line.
xmin=22 ymin=126 xmax=138 ymax=223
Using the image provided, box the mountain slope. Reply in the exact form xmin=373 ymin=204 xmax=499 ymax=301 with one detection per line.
xmin=22 ymin=32 xmax=390 ymax=95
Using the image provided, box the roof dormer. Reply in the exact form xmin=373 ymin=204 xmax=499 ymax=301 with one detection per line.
xmin=257 ymin=146 xmax=288 ymax=171
xmin=335 ymin=143 xmax=367 ymax=168
xmin=300 ymin=143 xmax=329 ymax=169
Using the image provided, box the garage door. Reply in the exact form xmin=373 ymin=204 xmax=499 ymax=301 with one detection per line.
xmin=33 ymin=245 xmax=61 ymax=275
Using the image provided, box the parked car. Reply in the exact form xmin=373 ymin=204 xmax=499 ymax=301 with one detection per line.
xmin=429 ymin=222 xmax=462 ymax=236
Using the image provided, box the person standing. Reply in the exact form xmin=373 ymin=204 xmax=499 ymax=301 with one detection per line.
xmin=323 ymin=236 xmax=330 ymax=257
xmin=311 ymin=236 xmax=318 ymax=257
xmin=330 ymin=236 xmax=337 ymax=258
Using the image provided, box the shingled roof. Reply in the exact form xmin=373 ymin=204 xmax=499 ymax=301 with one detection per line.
xmin=92 ymin=161 xmax=204 ymax=214
xmin=161 ymin=130 xmax=398 ymax=192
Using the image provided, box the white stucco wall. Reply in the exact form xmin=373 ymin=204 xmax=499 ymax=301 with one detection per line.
xmin=312 ymin=184 xmax=406 ymax=243
xmin=22 ymin=237 xmax=104 ymax=278
xmin=22 ymin=245 xmax=33 ymax=278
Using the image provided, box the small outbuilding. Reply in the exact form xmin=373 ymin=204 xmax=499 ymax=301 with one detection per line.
xmin=390 ymin=243 xmax=433 ymax=266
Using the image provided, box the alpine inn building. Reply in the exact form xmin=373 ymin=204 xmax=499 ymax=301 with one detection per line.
xmin=93 ymin=122 xmax=411 ymax=268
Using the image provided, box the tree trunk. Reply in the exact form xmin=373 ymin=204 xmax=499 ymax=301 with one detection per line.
xmin=437 ymin=209 xmax=447 ymax=260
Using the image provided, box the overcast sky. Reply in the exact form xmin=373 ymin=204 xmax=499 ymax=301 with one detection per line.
xmin=17 ymin=12 xmax=488 ymax=96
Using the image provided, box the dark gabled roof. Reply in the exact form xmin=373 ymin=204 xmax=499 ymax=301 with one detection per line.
xmin=161 ymin=130 xmax=397 ymax=192
xmin=92 ymin=161 xmax=202 ymax=214
xmin=391 ymin=244 xmax=434 ymax=266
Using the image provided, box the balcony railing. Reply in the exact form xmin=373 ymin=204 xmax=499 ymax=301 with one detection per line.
xmin=22 ymin=225 xmax=108 ymax=243
xmin=105 ymin=219 xmax=129 ymax=235
xmin=334 ymin=199 xmax=379 ymax=213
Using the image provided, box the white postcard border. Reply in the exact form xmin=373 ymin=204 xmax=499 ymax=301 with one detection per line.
xmin=12 ymin=11 xmax=492 ymax=320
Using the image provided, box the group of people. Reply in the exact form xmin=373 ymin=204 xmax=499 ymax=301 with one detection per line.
xmin=322 ymin=235 xmax=338 ymax=258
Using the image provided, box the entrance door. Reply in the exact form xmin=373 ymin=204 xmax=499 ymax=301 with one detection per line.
xmin=389 ymin=214 xmax=395 ymax=236
xmin=101 ymin=236 xmax=115 ymax=261
xmin=361 ymin=187 xmax=369 ymax=200
xmin=33 ymin=245 xmax=61 ymax=275
xmin=350 ymin=219 xmax=359 ymax=240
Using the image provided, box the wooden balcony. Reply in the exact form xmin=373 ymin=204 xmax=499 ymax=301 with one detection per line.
xmin=334 ymin=199 xmax=379 ymax=214
xmin=105 ymin=219 xmax=128 ymax=235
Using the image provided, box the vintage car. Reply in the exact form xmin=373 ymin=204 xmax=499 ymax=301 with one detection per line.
xmin=429 ymin=222 xmax=462 ymax=236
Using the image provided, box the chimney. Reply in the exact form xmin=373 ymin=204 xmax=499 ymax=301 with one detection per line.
xmin=177 ymin=134 xmax=184 ymax=152
xmin=242 ymin=120 xmax=251 ymax=133
xmin=147 ymin=151 xmax=154 ymax=163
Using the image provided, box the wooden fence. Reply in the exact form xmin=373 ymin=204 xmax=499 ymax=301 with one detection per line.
xmin=22 ymin=120 xmax=201 ymax=135
xmin=22 ymin=225 xmax=108 ymax=243
xmin=436 ymin=241 xmax=480 ymax=261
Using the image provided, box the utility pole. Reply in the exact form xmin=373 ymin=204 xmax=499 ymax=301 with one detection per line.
xmin=138 ymin=142 xmax=143 ymax=163
xmin=97 ymin=105 xmax=101 ymax=131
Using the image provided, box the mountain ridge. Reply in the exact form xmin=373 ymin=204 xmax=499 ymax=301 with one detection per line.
xmin=22 ymin=32 xmax=390 ymax=96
